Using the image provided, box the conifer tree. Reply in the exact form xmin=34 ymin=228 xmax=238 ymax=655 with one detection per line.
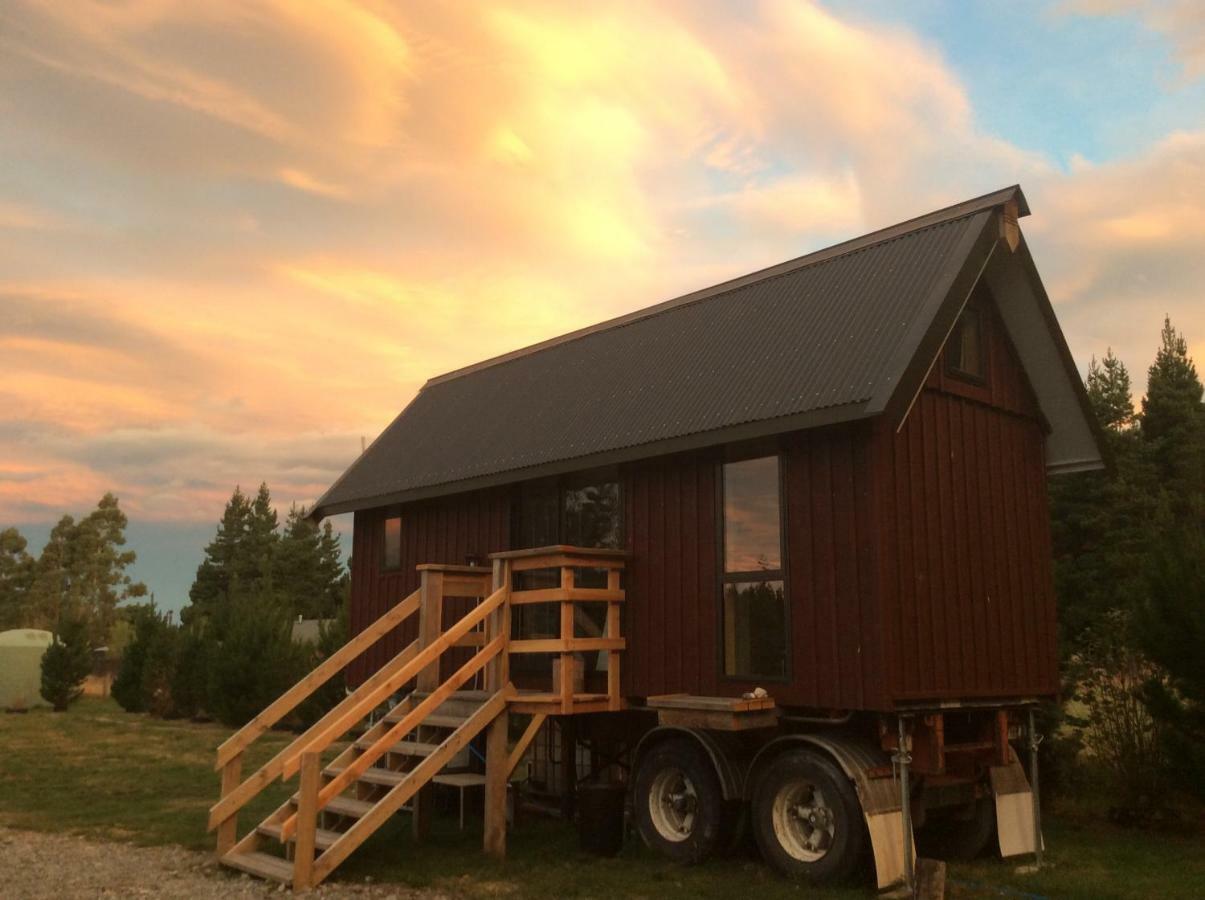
xmin=1137 ymin=528 xmax=1205 ymax=799
xmin=0 ymin=527 xmax=34 ymax=629
xmin=1141 ymin=316 xmax=1205 ymax=519
xmin=275 ymin=505 xmax=347 ymax=619
xmin=1049 ymin=350 xmax=1154 ymax=648
xmin=40 ymin=616 xmax=93 ymax=711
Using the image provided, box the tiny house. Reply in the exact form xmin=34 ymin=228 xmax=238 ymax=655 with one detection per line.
xmin=212 ymin=186 xmax=1102 ymax=891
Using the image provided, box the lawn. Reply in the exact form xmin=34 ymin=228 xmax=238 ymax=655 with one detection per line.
xmin=2 ymin=698 xmax=1202 ymax=899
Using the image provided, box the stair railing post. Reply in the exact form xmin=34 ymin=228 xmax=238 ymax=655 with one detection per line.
xmin=559 ymin=566 xmax=575 ymax=714
xmin=412 ymin=568 xmax=444 ymax=842
xmin=215 ymin=751 xmax=243 ymax=856
xmin=293 ymin=750 xmax=320 ymax=892
xmin=483 ymin=556 xmax=511 ymax=859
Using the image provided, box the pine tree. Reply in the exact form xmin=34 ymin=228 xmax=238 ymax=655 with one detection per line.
xmin=206 ymin=585 xmax=304 ymax=727
xmin=185 ymin=487 xmax=252 ymax=630
xmin=40 ymin=616 xmax=93 ymax=711
xmin=0 ymin=527 xmax=34 ymax=629
xmin=1136 ymin=528 xmax=1205 ymax=799
xmin=1141 ymin=316 xmax=1205 ymax=520
xmin=184 ymin=485 xmax=282 ymax=636
xmin=275 ymin=505 xmax=347 ymax=619
xmin=1049 ymin=350 xmax=1154 ymax=648
xmin=112 ymin=603 xmax=165 ymax=713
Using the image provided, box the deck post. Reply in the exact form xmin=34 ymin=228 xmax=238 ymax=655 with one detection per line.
xmin=413 ymin=569 xmax=444 ymax=841
xmin=483 ymin=709 xmax=509 ymax=858
xmin=215 ymin=751 xmax=243 ymax=856
xmin=293 ymin=750 xmax=321 ymax=891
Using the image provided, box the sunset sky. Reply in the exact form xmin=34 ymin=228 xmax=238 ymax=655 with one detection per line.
xmin=2 ymin=1 xmax=1203 ymax=611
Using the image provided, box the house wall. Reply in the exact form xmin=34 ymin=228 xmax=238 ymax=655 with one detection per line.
xmin=347 ymin=488 xmax=510 ymax=686
xmin=873 ymin=291 xmax=1059 ymax=703
xmin=621 ymin=431 xmax=888 ymax=709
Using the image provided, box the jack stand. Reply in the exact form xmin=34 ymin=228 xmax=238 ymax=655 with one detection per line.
xmin=894 ymin=716 xmax=914 ymax=894
xmin=1027 ymin=707 xmax=1043 ymax=869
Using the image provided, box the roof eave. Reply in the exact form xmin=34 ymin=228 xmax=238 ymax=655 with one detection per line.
xmin=310 ymin=400 xmax=877 ymax=520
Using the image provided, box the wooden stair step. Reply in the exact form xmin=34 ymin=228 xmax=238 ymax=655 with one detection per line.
xmin=327 ymin=764 xmax=405 ymax=788
xmin=221 ymin=850 xmax=293 ymax=884
xmin=256 ymin=822 xmax=343 ymax=851
xmin=385 ymin=710 xmax=468 ymax=729
xmin=434 ymin=772 xmax=487 ymax=788
xmin=290 ymin=793 xmax=374 ymax=819
xmin=354 ymin=737 xmax=442 ymax=756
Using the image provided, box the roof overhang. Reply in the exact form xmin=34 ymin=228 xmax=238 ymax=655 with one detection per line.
xmin=870 ymin=198 xmax=1104 ymax=476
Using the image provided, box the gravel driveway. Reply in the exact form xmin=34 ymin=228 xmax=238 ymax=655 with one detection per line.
xmin=0 ymin=829 xmax=447 ymax=899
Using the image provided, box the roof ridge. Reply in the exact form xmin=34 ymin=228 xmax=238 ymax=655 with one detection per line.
xmin=424 ymin=185 xmax=1025 ymax=387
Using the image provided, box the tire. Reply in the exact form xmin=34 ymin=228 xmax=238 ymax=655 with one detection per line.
xmin=751 ymin=750 xmax=867 ymax=883
xmin=633 ymin=738 xmax=726 ymax=865
xmin=918 ymin=796 xmax=997 ymax=860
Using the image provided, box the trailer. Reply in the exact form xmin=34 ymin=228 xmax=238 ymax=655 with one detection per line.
xmin=208 ymin=186 xmax=1103 ymax=892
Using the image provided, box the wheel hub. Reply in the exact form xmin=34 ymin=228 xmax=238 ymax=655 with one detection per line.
xmin=773 ymin=780 xmax=836 ymax=862
xmin=648 ymin=767 xmax=698 ymax=843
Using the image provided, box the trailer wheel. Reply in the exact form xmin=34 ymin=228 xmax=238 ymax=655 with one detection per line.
xmin=752 ymin=750 xmax=866 ymax=883
xmin=634 ymin=738 xmax=725 ymax=864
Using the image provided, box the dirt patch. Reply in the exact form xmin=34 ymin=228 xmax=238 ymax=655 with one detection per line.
xmin=0 ymin=828 xmax=449 ymax=899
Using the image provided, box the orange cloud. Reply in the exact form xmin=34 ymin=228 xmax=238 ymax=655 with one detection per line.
xmin=0 ymin=0 xmax=1199 ymax=526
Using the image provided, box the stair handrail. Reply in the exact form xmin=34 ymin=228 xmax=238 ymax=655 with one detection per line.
xmin=276 ymin=618 xmax=508 ymax=842
xmin=216 ymin=588 xmax=422 ymax=770
xmin=209 ymin=587 xmax=422 ymax=849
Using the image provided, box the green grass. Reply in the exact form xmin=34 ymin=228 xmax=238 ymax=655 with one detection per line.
xmin=2 ymin=698 xmax=1202 ymax=898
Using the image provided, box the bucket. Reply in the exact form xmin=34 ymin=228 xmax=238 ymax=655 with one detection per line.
xmin=577 ymin=782 xmax=626 ymax=856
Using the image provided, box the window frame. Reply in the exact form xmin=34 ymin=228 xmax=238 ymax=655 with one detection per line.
xmin=510 ymin=468 xmax=624 ymax=551
xmin=716 ymin=453 xmax=791 ymax=683
xmin=945 ymin=303 xmax=988 ymax=385
xmin=381 ymin=512 xmax=403 ymax=572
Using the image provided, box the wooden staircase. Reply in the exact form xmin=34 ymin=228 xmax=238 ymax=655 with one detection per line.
xmin=208 ymin=547 xmax=626 ymax=890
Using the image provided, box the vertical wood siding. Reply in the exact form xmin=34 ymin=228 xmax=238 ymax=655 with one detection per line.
xmin=874 ymin=293 xmax=1058 ymax=703
xmin=623 ymin=450 xmax=720 ymax=699
xmin=347 ymin=488 xmax=510 ymax=686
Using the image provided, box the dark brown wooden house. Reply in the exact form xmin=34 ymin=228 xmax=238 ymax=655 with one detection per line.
xmin=213 ymin=186 xmax=1102 ymax=891
xmin=315 ymin=185 xmax=1099 ymax=711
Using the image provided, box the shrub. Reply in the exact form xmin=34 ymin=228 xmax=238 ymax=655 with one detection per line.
xmin=112 ymin=605 xmax=170 ymax=713
xmin=206 ymin=589 xmax=305 ymax=727
xmin=1070 ymin=609 xmax=1167 ymax=809
xmin=168 ymin=624 xmax=212 ymax=720
xmin=40 ymin=617 xmax=92 ymax=711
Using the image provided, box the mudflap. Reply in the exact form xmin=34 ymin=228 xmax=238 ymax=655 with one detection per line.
xmin=788 ymin=734 xmax=913 ymax=891
xmin=989 ymin=759 xmax=1043 ymax=857
xmin=860 ymin=775 xmax=913 ymax=891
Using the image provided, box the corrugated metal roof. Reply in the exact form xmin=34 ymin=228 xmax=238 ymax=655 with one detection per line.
xmin=314 ymin=189 xmax=1020 ymax=518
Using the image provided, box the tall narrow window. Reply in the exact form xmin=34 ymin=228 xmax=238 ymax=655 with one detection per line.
xmin=721 ymin=456 xmax=787 ymax=679
xmin=947 ymin=305 xmax=985 ymax=381
xmin=383 ymin=515 xmax=402 ymax=570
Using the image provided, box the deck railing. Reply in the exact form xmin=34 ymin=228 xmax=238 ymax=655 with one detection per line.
xmin=491 ymin=545 xmax=626 ymax=715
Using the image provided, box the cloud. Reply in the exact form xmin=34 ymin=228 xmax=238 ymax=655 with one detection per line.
xmin=0 ymin=0 xmax=1198 ymax=525
xmin=1058 ymin=1 xmax=1205 ymax=78
xmin=1025 ymin=130 xmax=1205 ymax=387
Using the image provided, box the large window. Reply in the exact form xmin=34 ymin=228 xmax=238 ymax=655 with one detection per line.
xmin=721 ymin=456 xmax=787 ymax=679
xmin=511 ymin=474 xmax=622 ymax=675
xmin=946 ymin=305 xmax=985 ymax=382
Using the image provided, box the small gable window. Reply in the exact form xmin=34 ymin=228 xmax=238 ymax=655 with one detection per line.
xmin=383 ymin=515 xmax=402 ymax=570
xmin=947 ymin=305 xmax=985 ymax=382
